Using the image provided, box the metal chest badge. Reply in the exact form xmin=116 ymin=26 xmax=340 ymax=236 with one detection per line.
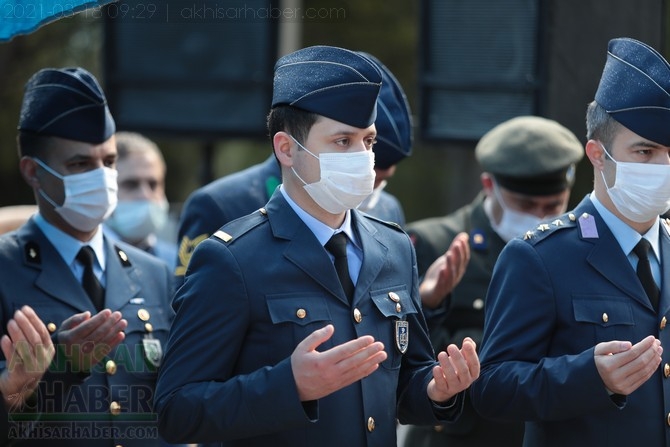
xmin=395 ymin=320 xmax=409 ymax=354
xmin=142 ymin=337 xmax=162 ymax=370
xmin=137 ymin=308 xmax=162 ymax=370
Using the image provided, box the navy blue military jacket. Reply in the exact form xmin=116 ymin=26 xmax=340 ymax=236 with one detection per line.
xmin=0 ymin=218 xmax=174 ymax=447
xmin=175 ymin=155 xmax=281 ymax=283
xmin=471 ymin=196 xmax=670 ymax=446
xmin=156 ymin=192 xmax=463 ymax=447
xmin=360 ymin=190 xmax=406 ymax=227
xmin=175 ymin=156 xmax=406 ymax=284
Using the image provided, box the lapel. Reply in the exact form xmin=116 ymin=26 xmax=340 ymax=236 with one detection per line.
xmin=658 ymin=219 xmax=670 ymax=315
xmin=266 ymin=194 xmax=386 ymax=305
xmin=17 ymin=219 xmax=141 ymax=313
xmin=267 ymin=193 xmax=348 ymax=304
xmin=19 ymin=219 xmax=95 ymax=313
xmin=579 ymin=199 xmax=655 ymax=311
xmin=349 ymin=211 xmax=387 ymax=304
xmin=103 ymin=238 xmax=141 ymax=311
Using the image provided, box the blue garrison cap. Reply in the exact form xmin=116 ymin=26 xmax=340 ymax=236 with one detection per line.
xmin=595 ymin=37 xmax=670 ymax=146
xmin=18 ymin=67 xmax=115 ymax=144
xmin=272 ymin=46 xmax=382 ymax=129
xmin=359 ymin=53 xmax=413 ymax=169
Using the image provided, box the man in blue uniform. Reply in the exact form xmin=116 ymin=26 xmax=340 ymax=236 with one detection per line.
xmin=155 ymin=45 xmax=479 ymax=447
xmin=404 ymin=115 xmax=583 ymax=447
xmin=173 ymin=153 xmax=280 ymax=279
xmin=174 ymin=52 xmax=414 ymax=283
xmin=1 ymin=67 xmax=175 ymax=446
xmin=470 ymin=37 xmax=670 ymax=446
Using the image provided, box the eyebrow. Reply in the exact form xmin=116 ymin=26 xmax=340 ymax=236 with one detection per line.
xmin=63 ymin=154 xmax=94 ymax=163
xmin=631 ymin=140 xmax=661 ymax=149
xmin=63 ymin=152 xmax=117 ymax=163
xmin=327 ymin=129 xmax=377 ymax=138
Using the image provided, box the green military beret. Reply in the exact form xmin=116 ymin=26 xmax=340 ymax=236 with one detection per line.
xmin=475 ymin=116 xmax=584 ymax=196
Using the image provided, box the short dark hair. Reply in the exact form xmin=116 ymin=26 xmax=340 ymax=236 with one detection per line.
xmin=115 ymin=131 xmax=165 ymax=173
xmin=17 ymin=131 xmax=55 ymax=159
xmin=585 ymin=101 xmax=622 ymax=147
xmin=266 ymin=105 xmax=319 ymax=146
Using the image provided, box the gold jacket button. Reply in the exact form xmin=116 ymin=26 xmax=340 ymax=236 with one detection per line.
xmin=388 ymin=292 xmax=400 ymax=302
xmin=602 ymin=313 xmax=609 ymax=323
xmin=296 ymin=309 xmax=306 ymax=319
xmin=473 ymin=299 xmax=484 ymax=310
xmin=354 ymin=308 xmax=363 ymax=323
xmin=145 ymin=323 xmax=153 ymax=333
xmin=110 ymin=401 xmax=121 ymax=416
xmin=367 ymin=416 xmax=375 ymax=432
xmin=661 ymin=316 xmax=667 ymax=330
xmin=664 ymin=364 xmax=670 ymax=378
xmin=396 ymin=303 xmax=402 ymax=313
xmin=47 ymin=322 xmax=57 ymax=333
xmin=667 ymin=412 xmax=670 ymax=427
xmin=105 ymin=360 xmax=117 ymax=375
xmin=137 ymin=309 xmax=150 ymax=321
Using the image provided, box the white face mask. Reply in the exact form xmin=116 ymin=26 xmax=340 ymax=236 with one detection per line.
xmin=289 ymin=136 xmax=375 ymax=214
xmin=34 ymin=158 xmax=118 ymax=232
xmin=106 ymin=199 xmax=168 ymax=243
xmin=486 ymin=183 xmax=544 ymax=242
xmin=600 ymin=143 xmax=670 ymax=223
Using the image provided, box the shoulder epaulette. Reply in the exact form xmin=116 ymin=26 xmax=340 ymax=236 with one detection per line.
xmin=213 ymin=207 xmax=269 ymax=244
xmin=521 ymin=212 xmax=578 ymax=245
xmin=361 ymin=212 xmax=404 ymax=232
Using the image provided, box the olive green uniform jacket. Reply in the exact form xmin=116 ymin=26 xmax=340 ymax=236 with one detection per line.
xmin=403 ymin=192 xmax=524 ymax=447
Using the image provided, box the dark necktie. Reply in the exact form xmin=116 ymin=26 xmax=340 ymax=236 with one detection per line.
xmin=76 ymin=246 xmax=105 ymax=311
xmin=325 ymin=232 xmax=355 ymax=302
xmin=633 ymin=238 xmax=659 ymax=311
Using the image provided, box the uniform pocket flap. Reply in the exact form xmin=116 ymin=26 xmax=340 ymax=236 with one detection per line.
xmin=370 ymin=286 xmax=417 ymax=318
xmin=573 ymin=295 xmax=634 ymax=327
xmin=267 ymin=293 xmax=332 ymax=326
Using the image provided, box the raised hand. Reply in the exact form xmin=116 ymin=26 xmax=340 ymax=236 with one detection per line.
xmin=419 ymin=232 xmax=470 ymax=309
xmin=427 ymin=337 xmax=480 ymax=403
xmin=595 ymin=335 xmax=662 ymax=396
xmin=0 ymin=306 xmax=55 ymax=409
xmin=291 ymin=325 xmax=387 ymax=401
xmin=57 ymin=309 xmax=127 ymax=373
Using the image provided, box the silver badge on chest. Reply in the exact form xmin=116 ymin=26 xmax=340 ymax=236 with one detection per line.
xmin=142 ymin=336 xmax=163 ymax=370
xmin=395 ymin=320 xmax=408 ymax=354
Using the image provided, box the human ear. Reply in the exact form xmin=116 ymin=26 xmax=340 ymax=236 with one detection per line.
xmin=19 ymin=157 xmax=40 ymax=189
xmin=273 ymin=131 xmax=296 ymax=167
xmin=480 ymin=173 xmax=496 ymax=199
xmin=585 ymin=140 xmax=606 ymax=170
